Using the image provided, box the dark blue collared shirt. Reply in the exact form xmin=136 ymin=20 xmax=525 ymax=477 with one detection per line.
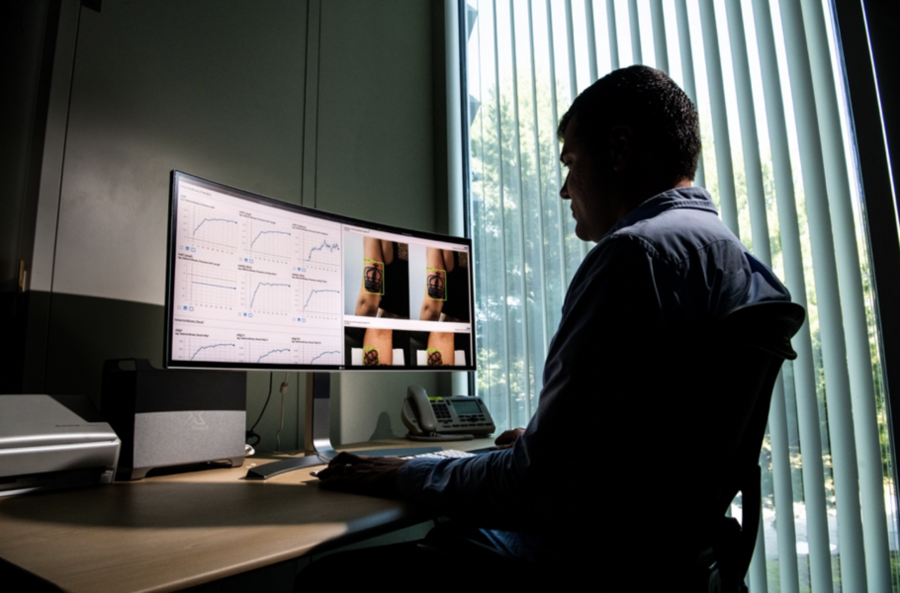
xmin=398 ymin=186 xmax=790 ymax=566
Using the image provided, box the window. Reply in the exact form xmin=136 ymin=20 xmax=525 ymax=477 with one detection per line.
xmin=462 ymin=1 xmax=898 ymax=590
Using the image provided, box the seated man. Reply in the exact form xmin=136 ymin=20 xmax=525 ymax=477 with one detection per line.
xmin=312 ymin=65 xmax=789 ymax=582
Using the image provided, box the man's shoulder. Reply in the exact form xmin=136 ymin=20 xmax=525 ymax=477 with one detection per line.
xmin=581 ymin=187 xmax=789 ymax=314
xmin=605 ymin=194 xmax=743 ymax=268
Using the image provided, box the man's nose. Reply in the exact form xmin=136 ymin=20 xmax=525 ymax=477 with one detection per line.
xmin=559 ymin=174 xmax=569 ymax=199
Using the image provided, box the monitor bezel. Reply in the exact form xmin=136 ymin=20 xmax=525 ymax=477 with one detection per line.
xmin=165 ymin=170 xmax=476 ymax=372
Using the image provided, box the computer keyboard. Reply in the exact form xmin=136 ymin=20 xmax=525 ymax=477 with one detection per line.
xmin=248 ymin=448 xmax=489 ymax=480
xmin=401 ymin=449 xmax=476 ymax=460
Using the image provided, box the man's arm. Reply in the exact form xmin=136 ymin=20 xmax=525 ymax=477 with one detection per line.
xmin=316 ymin=429 xmax=525 ymax=493
xmin=321 ymin=237 xmax=669 ymax=533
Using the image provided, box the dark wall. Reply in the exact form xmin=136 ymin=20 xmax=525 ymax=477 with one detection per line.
xmin=4 ymin=0 xmax=443 ymax=448
xmin=862 ymin=3 xmax=900 ymax=193
xmin=0 ymin=0 xmax=60 ymax=393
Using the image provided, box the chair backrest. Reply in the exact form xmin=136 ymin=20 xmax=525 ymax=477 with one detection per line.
xmin=695 ymin=301 xmax=805 ymax=587
xmin=712 ymin=302 xmax=804 ymax=495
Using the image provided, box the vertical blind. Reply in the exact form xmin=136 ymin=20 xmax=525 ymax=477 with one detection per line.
xmin=463 ymin=0 xmax=898 ymax=591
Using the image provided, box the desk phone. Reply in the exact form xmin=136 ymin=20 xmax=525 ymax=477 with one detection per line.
xmin=401 ymin=385 xmax=495 ymax=441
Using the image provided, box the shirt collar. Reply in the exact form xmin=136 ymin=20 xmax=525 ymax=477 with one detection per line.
xmin=604 ymin=186 xmax=719 ymax=238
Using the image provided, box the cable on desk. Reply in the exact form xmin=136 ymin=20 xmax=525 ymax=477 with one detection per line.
xmin=275 ymin=372 xmax=288 ymax=451
xmin=246 ymin=372 xmax=274 ymax=447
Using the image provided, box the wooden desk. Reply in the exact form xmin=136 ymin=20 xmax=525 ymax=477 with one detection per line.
xmin=0 ymin=439 xmax=493 ymax=592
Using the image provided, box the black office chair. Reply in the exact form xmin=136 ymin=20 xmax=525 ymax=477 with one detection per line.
xmin=296 ymin=301 xmax=805 ymax=589
xmin=690 ymin=301 xmax=805 ymax=592
xmin=412 ymin=301 xmax=806 ymax=590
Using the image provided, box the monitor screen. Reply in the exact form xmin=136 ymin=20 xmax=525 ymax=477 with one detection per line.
xmin=165 ymin=171 xmax=475 ymax=372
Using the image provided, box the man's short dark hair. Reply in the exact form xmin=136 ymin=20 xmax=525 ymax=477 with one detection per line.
xmin=557 ymin=65 xmax=701 ymax=182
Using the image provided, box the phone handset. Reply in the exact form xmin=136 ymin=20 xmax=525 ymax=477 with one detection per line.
xmin=401 ymin=385 xmax=495 ymax=442
xmin=402 ymin=384 xmax=438 ymax=435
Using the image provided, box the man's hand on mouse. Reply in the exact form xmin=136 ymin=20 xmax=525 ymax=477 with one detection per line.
xmin=315 ymin=451 xmax=407 ymax=497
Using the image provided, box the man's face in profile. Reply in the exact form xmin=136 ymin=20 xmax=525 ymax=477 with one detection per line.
xmin=559 ymin=115 xmax=620 ymax=242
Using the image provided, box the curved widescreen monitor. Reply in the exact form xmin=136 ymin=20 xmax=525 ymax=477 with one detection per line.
xmin=165 ymin=171 xmax=475 ymax=372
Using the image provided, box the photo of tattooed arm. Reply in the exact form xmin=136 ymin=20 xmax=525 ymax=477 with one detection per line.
xmin=419 ymin=248 xmax=452 ymax=321
xmin=356 ymin=237 xmax=386 ymax=317
xmin=425 ymin=333 xmax=454 ymax=366
xmin=416 ymin=248 xmax=455 ymax=366
xmin=354 ymin=238 xmax=411 ymax=366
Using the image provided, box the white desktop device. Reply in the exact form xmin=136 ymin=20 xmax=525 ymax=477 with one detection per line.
xmin=0 ymin=394 xmax=120 ymax=496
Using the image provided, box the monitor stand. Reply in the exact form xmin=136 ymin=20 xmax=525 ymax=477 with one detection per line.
xmin=304 ymin=372 xmax=339 ymax=462
xmin=244 ymin=373 xmax=442 ymax=479
xmin=245 ymin=373 xmax=337 ymax=479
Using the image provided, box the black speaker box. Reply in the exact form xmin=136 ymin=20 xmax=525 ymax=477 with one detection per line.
xmin=101 ymin=359 xmax=246 ymax=480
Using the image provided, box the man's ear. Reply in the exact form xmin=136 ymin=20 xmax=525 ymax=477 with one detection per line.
xmin=608 ymin=125 xmax=634 ymax=172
